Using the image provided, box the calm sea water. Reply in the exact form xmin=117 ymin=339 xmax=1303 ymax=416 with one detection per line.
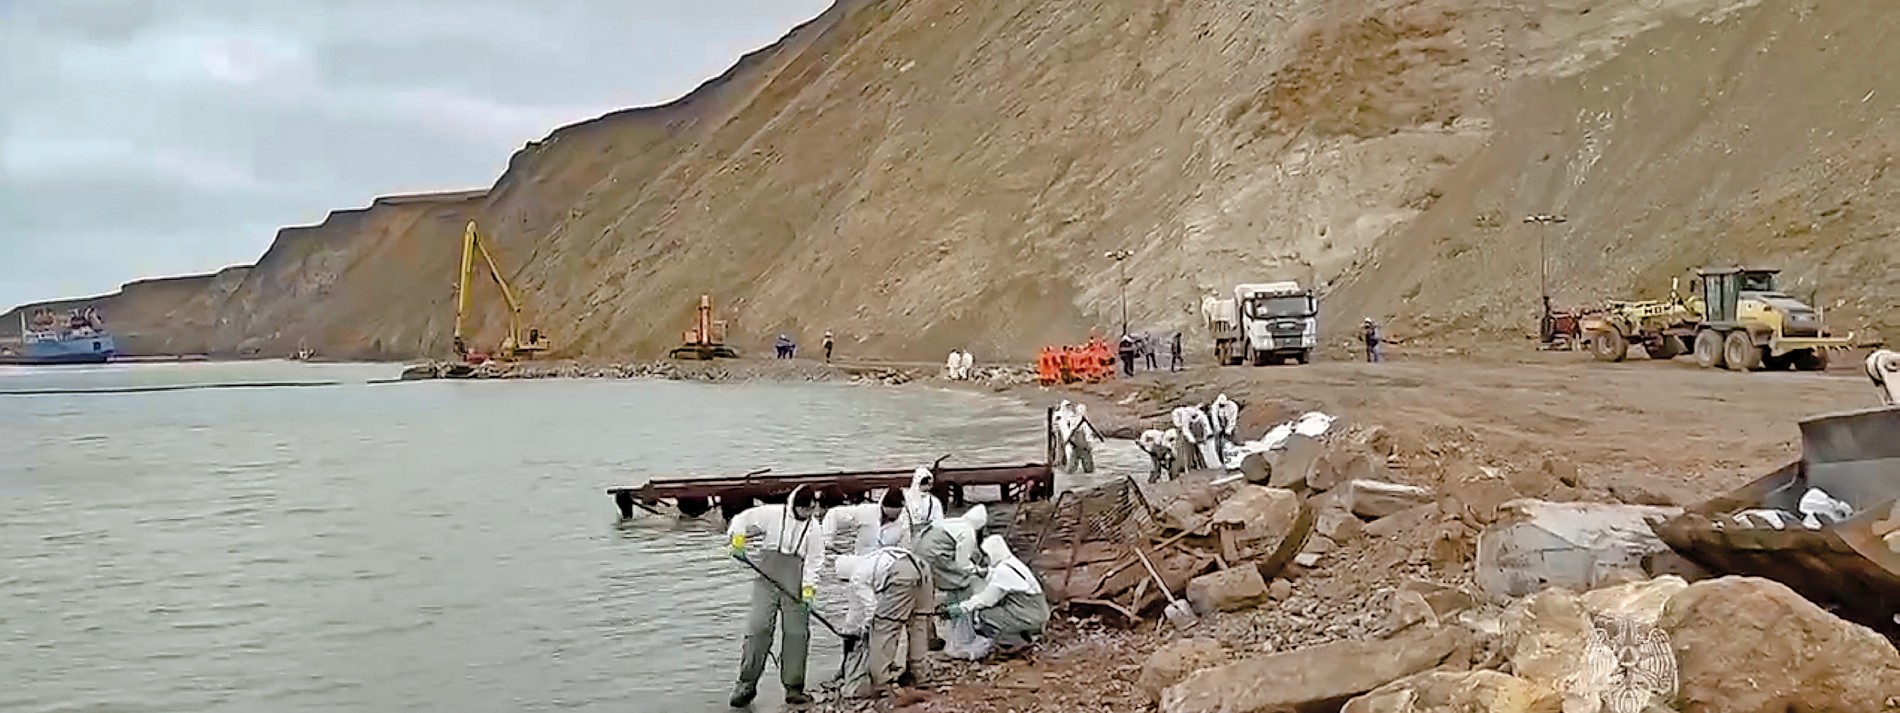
xmin=0 ymin=361 xmax=1141 ymax=713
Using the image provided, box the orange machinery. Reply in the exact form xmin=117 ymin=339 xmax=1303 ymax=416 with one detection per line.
xmin=669 ymin=294 xmax=740 ymax=360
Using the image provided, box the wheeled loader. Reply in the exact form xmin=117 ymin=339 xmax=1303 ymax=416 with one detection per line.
xmin=1582 ymin=267 xmax=1851 ymax=371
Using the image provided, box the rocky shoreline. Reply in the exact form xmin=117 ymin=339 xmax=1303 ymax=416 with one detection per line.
xmin=397 ymin=357 xmax=1040 ymax=389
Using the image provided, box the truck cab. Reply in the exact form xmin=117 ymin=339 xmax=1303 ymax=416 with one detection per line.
xmin=1212 ymin=282 xmax=1319 ymax=366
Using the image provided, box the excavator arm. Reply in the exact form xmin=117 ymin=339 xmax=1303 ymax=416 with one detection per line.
xmin=453 ymin=220 xmax=544 ymax=359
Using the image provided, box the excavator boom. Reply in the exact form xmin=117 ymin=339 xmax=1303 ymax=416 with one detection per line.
xmin=452 ymin=220 xmax=547 ymax=361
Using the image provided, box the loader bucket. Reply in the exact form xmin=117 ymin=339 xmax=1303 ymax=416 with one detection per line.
xmin=1652 ymin=406 xmax=1900 ymax=641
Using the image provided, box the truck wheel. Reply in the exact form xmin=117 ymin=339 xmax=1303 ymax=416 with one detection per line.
xmin=1591 ymin=330 xmax=1629 ymax=362
xmin=1724 ymin=330 xmax=1763 ymax=371
xmin=1693 ymin=330 xmax=1726 ymax=369
xmin=1648 ymin=336 xmax=1684 ymax=360
xmin=1296 ymin=349 xmax=1311 ymax=365
xmin=1792 ymin=349 xmax=1829 ymax=372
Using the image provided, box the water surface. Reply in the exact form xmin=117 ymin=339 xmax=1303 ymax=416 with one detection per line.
xmin=0 ymin=361 xmax=1139 ymax=713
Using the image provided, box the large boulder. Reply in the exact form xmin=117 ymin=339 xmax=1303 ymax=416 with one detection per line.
xmin=1185 ymin=566 xmax=1270 ymax=615
xmin=1348 ymin=480 xmax=1434 ymax=519
xmin=1266 ymin=434 xmax=1330 ymax=491
xmin=1341 ymin=670 xmax=1561 ymax=713
xmin=1661 ymin=576 xmax=1900 ymax=713
xmin=1210 ymin=485 xmax=1306 ymax=561
xmin=1502 ymin=577 xmax=1689 ymax=712
xmin=1160 ymin=625 xmax=1467 ymax=713
xmin=1138 ymin=638 xmax=1228 ymax=702
xmin=1473 ymin=500 xmax=1681 ymax=601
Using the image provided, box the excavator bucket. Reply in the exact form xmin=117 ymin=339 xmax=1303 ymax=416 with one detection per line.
xmin=1652 ymin=406 xmax=1900 ymax=641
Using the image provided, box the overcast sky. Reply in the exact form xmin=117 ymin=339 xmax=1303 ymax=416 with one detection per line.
xmin=0 ymin=0 xmax=830 ymax=310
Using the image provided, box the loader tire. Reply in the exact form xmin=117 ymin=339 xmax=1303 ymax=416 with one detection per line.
xmin=1591 ymin=330 xmax=1629 ymax=362
xmin=1648 ymin=336 xmax=1684 ymax=360
xmin=1694 ymin=330 xmax=1726 ymax=369
xmin=1725 ymin=330 xmax=1763 ymax=371
xmin=1793 ymin=349 xmax=1830 ymax=372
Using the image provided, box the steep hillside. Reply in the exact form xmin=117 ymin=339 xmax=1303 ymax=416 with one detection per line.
xmin=10 ymin=0 xmax=1892 ymax=362
xmin=0 ymin=267 xmax=249 ymax=356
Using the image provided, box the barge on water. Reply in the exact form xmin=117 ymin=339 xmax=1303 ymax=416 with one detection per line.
xmin=607 ymin=408 xmax=1065 ymax=520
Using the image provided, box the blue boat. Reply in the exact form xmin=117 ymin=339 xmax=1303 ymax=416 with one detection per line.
xmin=0 ymin=307 xmax=118 ymax=365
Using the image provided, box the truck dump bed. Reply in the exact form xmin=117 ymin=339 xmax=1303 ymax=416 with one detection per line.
xmin=1652 ymin=406 xmax=1900 ymax=641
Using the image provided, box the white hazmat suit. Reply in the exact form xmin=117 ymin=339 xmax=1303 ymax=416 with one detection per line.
xmin=833 ymin=547 xmax=931 ymax=696
xmin=948 ymin=535 xmax=1051 ymax=652
xmin=821 ymin=498 xmax=912 ymax=554
xmin=903 ymin=468 xmax=945 ymax=538
xmin=1171 ymin=406 xmax=1219 ymax=471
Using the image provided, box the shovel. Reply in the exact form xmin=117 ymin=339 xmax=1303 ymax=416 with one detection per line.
xmin=1134 ymin=547 xmax=1199 ymax=630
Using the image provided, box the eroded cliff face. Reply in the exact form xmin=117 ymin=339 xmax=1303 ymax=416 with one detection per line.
xmin=10 ymin=0 xmax=1894 ymax=361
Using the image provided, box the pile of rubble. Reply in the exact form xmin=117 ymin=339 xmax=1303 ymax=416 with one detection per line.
xmin=394 ymin=358 xmax=1038 ymax=388
xmin=1012 ymin=400 xmax=1900 ymax=712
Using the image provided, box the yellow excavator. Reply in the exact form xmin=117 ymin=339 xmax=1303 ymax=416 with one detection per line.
xmin=452 ymin=220 xmax=549 ymax=364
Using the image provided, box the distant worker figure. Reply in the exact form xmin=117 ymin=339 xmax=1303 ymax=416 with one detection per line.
xmin=944 ymin=536 xmax=1051 ymax=657
xmin=1170 ymin=332 xmax=1184 ymax=372
xmin=1117 ymin=334 xmax=1138 ymax=377
xmin=775 ymin=333 xmax=795 ymax=360
xmin=958 ymin=350 xmax=975 ymax=380
xmin=1143 ymin=333 xmax=1159 ymax=371
xmin=823 ymin=331 xmax=835 ymax=363
xmin=1054 ymin=402 xmax=1099 ymax=475
xmin=1362 ymin=318 xmax=1384 ymax=363
xmin=726 ymin=486 xmax=826 ymax=707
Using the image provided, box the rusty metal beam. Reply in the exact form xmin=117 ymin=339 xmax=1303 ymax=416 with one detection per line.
xmin=606 ymin=463 xmax=1055 ymax=504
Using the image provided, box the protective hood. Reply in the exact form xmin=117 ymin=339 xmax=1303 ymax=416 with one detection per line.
xmin=834 ymin=554 xmax=867 ymax=582
xmin=910 ymin=467 xmax=932 ymax=491
xmin=959 ymin=504 xmax=988 ymax=530
xmin=980 ymin=535 xmax=1041 ymax=595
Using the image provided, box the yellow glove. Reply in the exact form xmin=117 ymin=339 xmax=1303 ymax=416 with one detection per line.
xmin=800 ymin=585 xmax=816 ymax=604
xmin=728 ymin=534 xmax=746 ymax=560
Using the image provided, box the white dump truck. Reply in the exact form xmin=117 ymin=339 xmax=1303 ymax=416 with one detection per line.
xmin=1204 ymin=281 xmax=1319 ymax=366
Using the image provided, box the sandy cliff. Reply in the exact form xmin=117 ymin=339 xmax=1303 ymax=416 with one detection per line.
xmin=8 ymin=0 xmax=1894 ymax=361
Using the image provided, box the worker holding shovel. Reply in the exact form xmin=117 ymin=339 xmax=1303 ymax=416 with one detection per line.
xmin=726 ymin=486 xmax=827 ymax=707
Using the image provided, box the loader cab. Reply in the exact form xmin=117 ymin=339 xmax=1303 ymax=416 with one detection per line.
xmin=1695 ymin=267 xmax=1780 ymax=328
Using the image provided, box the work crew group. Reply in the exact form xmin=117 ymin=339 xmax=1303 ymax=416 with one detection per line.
xmin=723 ymin=468 xmax=1050 ymax=707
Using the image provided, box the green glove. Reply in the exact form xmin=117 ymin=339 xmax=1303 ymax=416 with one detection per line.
xmin=728 ymin=534 xmax=746 ymax=561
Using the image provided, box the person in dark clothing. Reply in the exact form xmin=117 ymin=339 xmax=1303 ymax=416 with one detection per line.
xmin=1117 ymin=334 xmax=1138 ymax=377
xmin=822 ymin=331 xmax=835 ymax=363
xmin=1169 ymin=332 xmax=1183 ymax=372
xmin=1362 ymin=318 xmax=1384 ymax=363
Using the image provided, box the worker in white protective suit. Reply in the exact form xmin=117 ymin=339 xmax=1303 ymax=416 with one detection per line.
xmin=1171 ymin=405 xmax=1219 ymax=471
xmin=945 ymin=351 xmax=962 ymax=380
xmin=958 ymin=350 xmax=975 ymax=380
xmin=915 ymin=505 xmax=989 ymax=658
xmin=903 ymin=468 xmax=946 ymax=539
xmin=1137 ymin=428 xmax=1177 ymax=483
xmin=944 ymin=535 xmax=1051 ymax=656
xmin=1209 ymin=394 xmax=1240 ymax=441
xmin=1867 ymin=348 xmax=1900 ymax=405
xmin=822 ymin=487 xmax=913 ymax=554
xmin=725 ymin=486 xmax=827 ymax=707
xmin=1052 ymin=401 xmax=1098 ymax=475
xmin=834 ymin=546 xmax=933 ymax=697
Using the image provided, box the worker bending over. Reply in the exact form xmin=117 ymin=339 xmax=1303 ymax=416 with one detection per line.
xmin=821 ymin=488 xmax=913 ymax=555
xmin=725 ymin=487 xmax=826 ymax=707
xmin=1868 ymin=348 xmax=1900 ymax=405
xmin=916 ymin=506 xmax=989 ymax=658
xmin=833 ymin=546 xmax=933 ymax=697
xmin=944 ymin=536 xmax=1051 ymax=656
